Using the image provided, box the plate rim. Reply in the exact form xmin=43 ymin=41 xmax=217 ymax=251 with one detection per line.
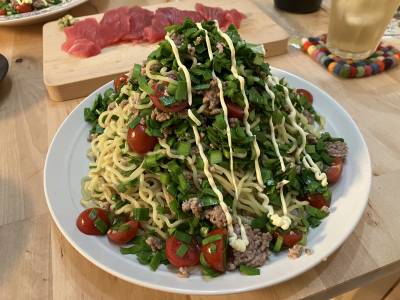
xmin=44 ymin=67 xmax=372 ymax=295
xmin=0 ymin=0 xmax=87 ymax=25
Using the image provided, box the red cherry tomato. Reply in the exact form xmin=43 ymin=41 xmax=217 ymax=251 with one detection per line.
xmin=149 ymin=84 xmax=188 ymax=113
xmin=0 ymin=8 xmax=6 ymax=16
xmin=127 ymin=124 xmax=158 ymax=155
xmin=201 ymin=228 xmax=226 ymax=272
xmin=165 ymin=235 xmax=200 ymax=268
xmin=226 ymin=101 xmax=244 ymax=119
xmin=282 ymin=231 xmax=302 ymax=248
xmin=297 ymin=88 xmax=313 ymax=104
xmin=114 ymin=74 xmax=129 ymax=92
xmin=15 ymin=3 xmax=33 ymax=13
xmin=76 ymin=208 xmax=110 ymax=235
xmin=326 ymin=157 xmax=344 ymax=184
xmin=305 ymin=194 xmax=329 ymax=209
xmin=107 ymin=220 xmax=139 ymax=245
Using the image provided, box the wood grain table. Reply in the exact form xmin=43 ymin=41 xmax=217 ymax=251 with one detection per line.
xmin=1 ymin=1 xmax=400 ymax=299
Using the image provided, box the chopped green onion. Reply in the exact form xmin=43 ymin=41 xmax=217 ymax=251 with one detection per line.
xmin=177 ymin=173 xmax=188 ymax=192
xmin=174 ymin=231 xmax=192 ymax=244
xmin=118 ymin=223 xmax=131 ymax=232
xmin=133 ymin=207 xmax=149 ymax=221
xmin=273 ymin=236 xmax=283 ymax=252
xmin=202 ymin=234 xmax=222 ymax=246
xmin=209 ymin=243 xmax=217 ymax=253
xmin=160 ymin=173 xmax=170 ymax=185
xmin=88 ymin=208 xmax=97 ymax=220
xmin=150 ymin=251 xmax=162 ymax=271
xmin=305 ymin=205 xmax=329 ymax=219
xmin=193 ymin=83 xmax=211 ymax=90
xmin=166 ymin=160 xmax=181 ymax=175
xmin=167 ymin=83 xmax=177 ymax=95
xmin=176 ymin=142 xmax=191 ymax=156
xmin=138 ymin=76 xmax=154 ymax=95
xmin=251 ymin=214 xmax=268 ymax=229
xmin=118 ymin=183 xmax=127 ymax=193
xmin=131 ymin=63 xmax=141 ymax=80
xmin=239 ymin=265 xmax=260 ymax=276
xmin=129 ymin=116 xmax=141 ymax=129
xmin=199 ymin=196 xmax=219 ymax=207
xmin=175 ymin=80 xmax=187 ymax=101
xmin=94 ymin=218 xmax=108 ymax=234
xmin=305 ymin=145 xmax=316 ymax=154
xmin=176 ymin=243 xmax=189 ymax=257
xmin=200 ymin=253 xmax=209 ymax=267
xmin=114 ymin=200 xmax=128 ymax=210
xmin=209 ymin=150 xmax=223 ymax=164
xmin=143 ymin=154 xmax=159 ymax=169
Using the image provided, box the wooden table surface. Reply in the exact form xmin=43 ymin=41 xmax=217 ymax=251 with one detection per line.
xmin=1 ymin=1 xmax=400 ymax=299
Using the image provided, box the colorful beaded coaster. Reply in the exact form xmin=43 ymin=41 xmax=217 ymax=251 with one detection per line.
xmin=301 ymin=34 xmax=400 ymax=78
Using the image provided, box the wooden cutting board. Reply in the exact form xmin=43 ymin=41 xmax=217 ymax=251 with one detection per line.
xmin=43 ymin=0 xmax=289 ymax=101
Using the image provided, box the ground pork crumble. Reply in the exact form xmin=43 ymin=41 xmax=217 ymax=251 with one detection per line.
xmin=227 ymin=224 xmax=272 ymax=271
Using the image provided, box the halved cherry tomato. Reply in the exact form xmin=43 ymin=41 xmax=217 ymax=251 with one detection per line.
xmin=165 ymin=235 xmax=200 ymax=268
xmin=297 ymin=88 xmax=313 ymax=104
xmin=149 ymin=84 xmax=188 ymax=113
xmin=114 ymin=74 xmax=129 ymax=92
xmin=0 ymin=8 xmax=6 ymax=16
xmin=127 ymin=124 xmax=158 ymax=154
xmin=201 ymin=228 xmax=226 ymax=272
xmin=226 ymin=101 xmax=244 ymax=119
xmin=76 ymin=208 xmax=110 ymax=235
xmin=326 ymin=157 xmax=344 ymax=184
xmin=107 ymin=220 xmax=139 ymax=245
xmin=15 ymin=3 xmax=33 ymax=13
xmin=305 ymin=194 xmax=329 ymax=209
xmin=282 ymin=231 xmax=302 ymax=248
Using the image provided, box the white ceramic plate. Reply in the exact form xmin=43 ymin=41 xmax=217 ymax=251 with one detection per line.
xmin=0 ymin=0 xmax=87 ymax=26
xmin=44 ymin=67 xmax=371 ymax=295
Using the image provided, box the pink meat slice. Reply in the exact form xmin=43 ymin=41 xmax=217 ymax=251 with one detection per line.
xmin=122 ymin=6 xmax=154 ymax=42
xmin=65 ymin=39 xmax=101 ymax=58
xmin=62 ymin=18 xmax=102 ymax=52
xmin=195 ymin=3 xmax=246 ymax=30
xmin=144 ymin=7 xmax=203 ymax=43
xmin=99 ymin=7 xmax=131 ymax=46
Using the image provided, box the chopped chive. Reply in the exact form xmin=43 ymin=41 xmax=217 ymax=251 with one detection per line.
xmin=175 ymin=80 xmax=187 ymax=101
xmin=209 ymin=243 xmax=217 ymax=253
xmin=177 ymin=173 xmax=188 ymax=192
xmin=115 ymin=200 xmax=129 ymax=210
xmin=167 ymin=82 xmax=177 ymax=95
xmin=176 ymin=244 xmax=189 ymax=257
xmin=209 ymin=150 xmax=223 ymax=164
xmin=118 ymin=223 xmax=131 ymax=232
xmin=200 ymin=253 xmax=209 ymax=267
xmin=176 ymin=142 xmax=191 ymax=156
xmin=174 ymin=231 xmax=192 ymax=244
xmin=129 ymin=116 xmax=141 ymax=129
xmin=160 ymin=173 xmax=170 ymax=185
xmin=94 ymin=218 xmax=108 ymax=235
xmin=118 ymin=183 xmax=127 ymax=193
xmin=133 ymin=207 xmax=149 ymax=221
xmin=239 ymin=265 xmax=260 ymax=276
xmin=131 ymin=63 xmax=141 ymax=80
xmin=150 ymin=252 xmax=162 ymax=271
xmin=202 ymin=234 xmax=222 ymax=246
xmin=273 ymin=235 xmax=283 ymax=252
xmin=88 ymin=208 xmax=97 ymax=220
xmin=166 ymin=160 xmax=181 ymax=175
xmin=138 ymin=76 xmax=154 ymax=95
xmin=305 ymin=144 xmax=316 ymax=154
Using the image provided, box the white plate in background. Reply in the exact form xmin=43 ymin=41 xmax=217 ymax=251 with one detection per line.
xmin=0 ymin=0 xmax=87 ymax=26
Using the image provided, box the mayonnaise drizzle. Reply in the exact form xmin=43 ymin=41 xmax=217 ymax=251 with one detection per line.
xmin=197 ymin=22 xmax=248 ymax=251
xmin=165 ymin=34 xmax=193 ymax=106
xmin=269 ymin=117 xmax=286 ymax=172
xmin=214 ymin=23 xmax=264 ymax=187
